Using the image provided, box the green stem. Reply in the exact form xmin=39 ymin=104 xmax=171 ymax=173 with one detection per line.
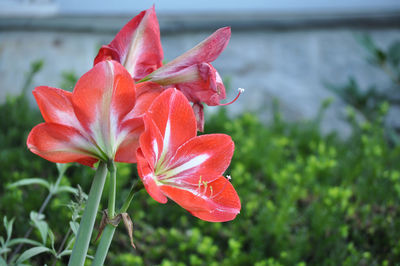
xmin=91 ymin=181 xmax=144 ymax=266
xmin=68 ymin=162 xmax=108 ymax=266
xmin=91 ymin=224 xmax=116 ymax=266
xmin=107 ymin=161 xmax=116 ymax=218
xmin=119 ymin=181 xmax=144 ymax=213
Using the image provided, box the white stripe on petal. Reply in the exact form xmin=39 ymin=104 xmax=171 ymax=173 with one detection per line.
xmin=155 ymin=119 xmax=171 ymax=168
xmin=163 ymin=119 xmax=171 ymax=153
xmin=163 ymin=154 xmax=209 ymax=179
xmin=152 ymin=139 xmax=159 ymax=160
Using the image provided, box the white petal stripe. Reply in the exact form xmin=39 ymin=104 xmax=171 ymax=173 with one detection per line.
xmin=163 ymin=154 xmax=209 ymax=179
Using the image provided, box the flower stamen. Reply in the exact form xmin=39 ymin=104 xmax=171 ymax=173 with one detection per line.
xmin=218 ymin=88 xmax=245 ymax=106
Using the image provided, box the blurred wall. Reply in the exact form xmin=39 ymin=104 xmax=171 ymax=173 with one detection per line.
xmin=1 ymin=4 xmax=400 ymax=135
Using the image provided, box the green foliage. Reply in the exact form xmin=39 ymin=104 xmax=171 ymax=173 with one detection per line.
xmin=2 ymin=38 xmax=400 ymax=265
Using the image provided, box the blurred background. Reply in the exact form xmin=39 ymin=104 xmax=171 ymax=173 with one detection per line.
xmin=1 ymin=0 xmax=400 ymax=265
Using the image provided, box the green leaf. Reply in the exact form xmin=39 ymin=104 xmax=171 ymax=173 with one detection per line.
xmin=8 ymin=238 xmax=42 ymax=247
xmin=55 ymin=186 xmax=78 ymax=195
xmin=30 ymin=212 xmax=48 ymax=244
xmin=48 ymin=229 xmax=55 ymax=251
xmin=8 ymin=178 xmax=50 ymax=190
xmin=69 ymin=221 xmax=79 ymax=236
xmin=16 ymin=246 xmax=51 ymax=264
xmin=58 ymin=249 xmax=72 ymax=258
xmin=0 ymin=247 xmax=11 ymax=255
xmin=0 ymin=256 xmax=7 ymax=266
xmin=3 ymin=217 xmax=14 ymax=242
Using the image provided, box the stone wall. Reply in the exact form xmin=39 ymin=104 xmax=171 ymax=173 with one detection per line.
xmin=1 ymin=15 xmax=399 ymax=135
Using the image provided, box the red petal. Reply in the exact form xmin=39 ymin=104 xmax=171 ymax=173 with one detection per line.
xmin=164 ymin=134 xmax=234 ymax=184
xmin=33 ymin=86 xmax=82 ymax=129
xmin=147 ymin=88 xmax=197 ymax=160
xmin=114 ymin=117 xmax=144 ymax=163
xmin=136 ymin=149 xmax=167 ymax=203
xmin=94 ymin=6 xmax=163 ymax=81
xmin=125 ymin=81 xmax=164 ymax=119
xmin=192 ymin=103 xmax=204 ymax=132
xmin=149 ymin=27 xmax=230 ymax=79
xmin=160 ymin=176 xmax=240 ymax=222
xmin=27 ymin=123 xmax=98 ymax=167
xmin=72 ymin=60 xmax=136 ymax=156
xmin=176 ymin=63 xmax=226 ymax=106
xmin=139 ymin=115 xmax=164 ymax=169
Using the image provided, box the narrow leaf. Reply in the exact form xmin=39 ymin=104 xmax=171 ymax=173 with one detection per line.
xmin=8 ymin=238 xmax=42 ymax=247
xmin=58 ymin=249 xmax=72 ymax=258
xmin=16 ymin=246 xmax=51 ymax=263
xmin=55 ymin=186 xmax=78 ymax=195
xmin=5 ymin=217 xmax=15 ymax=242
xmin=0 ymin=247 xmax=11 ymax=255
xmin=30 ymin=212 xmax=48 ymax=244
xmin=69 ymin=221 xmax=79 ymax=236
xmin=0 ymin=256 xmax=7 ymax=266
xmin=8 ymin=178 xmax=50 ymax=189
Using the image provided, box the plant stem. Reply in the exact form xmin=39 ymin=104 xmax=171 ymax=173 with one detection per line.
xmin=51 ymin=227 xmax=72 ymax=266
xmin=107 ymin=161 xmax=116 ymax=219
xmin=119 ymin=181 xmax=144 ymax=213
xmin=91 ymin=224 xmax=116 ymax=266
xmin=91 ymin=180 xmax=143 ymax=266
xmin=68 ymin=162 xmax=107 ymax=266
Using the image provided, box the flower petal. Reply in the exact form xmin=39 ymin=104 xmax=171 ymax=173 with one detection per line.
xmin=175 ymin=63 xmax=226 ymax=106
xmin=147 ymin=88 xmax=197 ymax=160
xmin=94 ymin=6 xmax=163 ymax=81
xmin=136 ymin=148 xmax=168 ymax=203
xmin=114 ymin=117 xmax=144 ymax=163
xmin=72 ymin=60 xmax=136 ymax=158
xmin=192 ymin=103 xmax=204 ymax=132
xmin=163 ymin=134 xmax=234 ymax=185
xmin=125 ymin=81 xmax=164 ymax=119
xmin=148 ymin=27 xmax=230 ymax=80
xmin=160 ymin=176 xmax=240 ymax=222
xmin=27 ymin=123 xmax=99 ymax=167
xmin=33 ymin=86 xmax=81 ymax=129
xmin=139 ymin=115 xmax=164 ymax=169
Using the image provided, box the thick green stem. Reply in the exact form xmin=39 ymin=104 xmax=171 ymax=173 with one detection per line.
xmin=68 ymin=162 xmax=107 ymax=266
xmin=91 ymin=181 xmax=144 ymax=266
xmin=91 ymin=224 xmax=116 ymax=266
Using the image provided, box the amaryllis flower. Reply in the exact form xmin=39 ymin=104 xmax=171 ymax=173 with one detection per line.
xmin=145 ymin=27 xmax=230 ymax=107
xmin=27 ymin=60 xmax=143 ymax=167
xmin=144 ymin=27 xmax=241 ymax=131
xmin=94 ymin=6 xmax=163 ymax=81
xmin=136 ymin=88 xmax=241 ymax=222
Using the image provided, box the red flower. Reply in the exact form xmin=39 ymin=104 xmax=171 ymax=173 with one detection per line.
xmin=27 ymin=60 xmax=143 ymax=167
xmin=94 ymin=6 xmax=163 ymax=82
xmin=146 ymin=27 xmax=230 ymax=107
xmin=145 ymin=27 xmax=232 ymax=131
xmin=93 ymin=7 xmax=234 ymax=131
xmin=136 ymin=88 xmax=241 ymax=222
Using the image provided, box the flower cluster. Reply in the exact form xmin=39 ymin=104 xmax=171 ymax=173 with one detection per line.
xmin=27 ymin=6 xmax=241 ymax=222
